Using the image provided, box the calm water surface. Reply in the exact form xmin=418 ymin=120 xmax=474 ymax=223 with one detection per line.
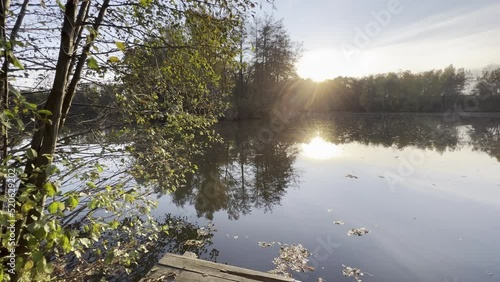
xmin=150 ymin=114 xmax=500 ymax=282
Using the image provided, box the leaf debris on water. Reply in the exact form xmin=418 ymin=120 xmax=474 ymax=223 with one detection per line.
xmin=183 ymin=240 xmax=204 ymax=247
xmin=346 ymin=174 xmax=358 ymax=179
xmin=258 ymin=241 xmax=276 ymax=248
xmin=268 ymin=244 xmax=314 ymax=278
xmin=347 ymin=228 xmax=370 ymax=237
xmin=334 ymin=221 xmax=345 ymax=225
xmin=342 ymin=265 xmax=364 ymax=282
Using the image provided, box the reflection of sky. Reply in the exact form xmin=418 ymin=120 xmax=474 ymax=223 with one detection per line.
xmin=153 ymin=132 xmax=500 ymax=282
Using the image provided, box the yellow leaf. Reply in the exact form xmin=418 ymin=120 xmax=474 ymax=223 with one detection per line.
xmin=115 ymin=41 xmax=126 ymax=51
xmin=108 ymin=56 xmax=120 ymax=63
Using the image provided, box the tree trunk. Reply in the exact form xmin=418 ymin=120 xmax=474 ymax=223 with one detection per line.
xmin=60 ymin=0 xmax=110 ymax=131
xmin=0 ymin=0 xmax=12 ymax=208
xmin=15 ymin=0 xmax=78 ymax=261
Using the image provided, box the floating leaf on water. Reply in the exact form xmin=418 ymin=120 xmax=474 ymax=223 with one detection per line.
xmin=183 ymin=240 xmax=204 ymax=247
xmin=342 ymin=264 xmax=364 ymax=282
xmin=334 ymin=221 xmax=345 ymax=225
xmin=347 ymin=228 xmax=370 ymax=237
xmin=258 ymin=241 xmax=275 ymax=248
xmin=378 ymin=176 xmax=385 ymax=179
xmin=197 ymin=227 xmax=210 ymax=236
xmin=346 ymin=174 xmax=358 ymax=179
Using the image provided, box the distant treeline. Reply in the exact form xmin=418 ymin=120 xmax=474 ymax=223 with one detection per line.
xmin=277 ymin=65 xmax=500 ymax=113
xmin=21 ymin=83 xmax=121 ymax=126
xmin=21 ymin=64 xmax=500 ymax=125
xmin=229 ymin=16 xmax=500 ymax=117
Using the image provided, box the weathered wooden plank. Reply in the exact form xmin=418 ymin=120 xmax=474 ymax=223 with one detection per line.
xmin=141 ymin=253 xmax=295 ymax=282
xmin=158 ymin=253 xmax=294 ymax=282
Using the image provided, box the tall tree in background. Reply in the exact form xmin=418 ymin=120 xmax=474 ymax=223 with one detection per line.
xmin=233 ymin=15 xmax=301 ymax=118
xmin=439 ymin=65 xmax=468 ymax=109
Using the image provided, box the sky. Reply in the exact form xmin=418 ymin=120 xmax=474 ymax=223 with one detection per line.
xmin=262 ymin=0 xmax=500 ymax=81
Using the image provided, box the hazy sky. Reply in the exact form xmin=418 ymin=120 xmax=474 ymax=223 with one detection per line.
xmin=262 ymin=0 xmax=500 ymax=81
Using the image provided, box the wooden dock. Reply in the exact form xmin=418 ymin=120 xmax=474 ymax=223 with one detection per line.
xmin=140 ymin=252 xmax=295 ymax=282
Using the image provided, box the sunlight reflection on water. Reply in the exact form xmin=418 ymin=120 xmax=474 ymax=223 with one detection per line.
xmin=300 ymin=135 xmax=343 ymax=160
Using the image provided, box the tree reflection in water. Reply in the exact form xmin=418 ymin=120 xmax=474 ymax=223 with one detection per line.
xmin=167 ymin=114 xmax=500 ymax=221
xmin=170 ymin=121 xmax=300 ymax=220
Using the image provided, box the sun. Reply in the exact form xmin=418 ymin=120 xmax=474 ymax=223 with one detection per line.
xmin=296 ymin=50 xmax=341 ymax=82
xmin=300 ymin=136 xmax=342 ymax=160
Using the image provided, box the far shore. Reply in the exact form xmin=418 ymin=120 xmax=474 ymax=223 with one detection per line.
xmin=296 ymin=111 xmax=500 ymax=118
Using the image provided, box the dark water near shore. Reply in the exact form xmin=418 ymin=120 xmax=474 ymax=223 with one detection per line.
xmin=143 ymin=113 xmax=500 ymax=282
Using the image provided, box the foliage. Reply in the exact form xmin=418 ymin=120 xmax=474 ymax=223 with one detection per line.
xmin=0 ymin=0 xmax=267 ymax=281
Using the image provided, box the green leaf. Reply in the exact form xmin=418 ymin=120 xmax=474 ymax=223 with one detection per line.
xmin=89 ymin=200 xmax=97 ymax=209
xmin=109 ymin=220 xmax=119 ymax=229
xmin=31 ymin=223 xmax=48 ymax=239
xmin=66 ymin=196 xmax=79 ymax=209
xmin=26 ymin=148 xmax=38 ymax=160
xmin=125 ymin=194 xmax=135 ymax=203
xmin=8 ymin=52 xmax=24 ymax=70
xmin=104 ymin=251 xmax=114 ymax=264
xmin=96 ymin=164 xmax=104 ymax=173
xmin=86 ymin=182 xmax=97 ymax=189
xmin=3 ymin=109 xmax=15 ymax=118
xmin=47 ymin=201 xmax=65 ymax=214
xmin=108 ymin=56 xmax=120 ymax=63
xmin=38 ymin=109 xmax=52 ymax=116
xmin=15 ymin=118 xmax=24 ymax=130
xmin=43 ymin=182 xmax=57 ymax=197
xmin=115 ymin=41 xmax=126 ymax=51
xmin=80 ymin=238 xmax=91 ymax=248
xmin=139 ymin=0 xmax=152 ymax=7
xmin=21 ymin=201 xmax=35 ymax=214
xmin=61 ymin=235 xmax=72 ymax=253
xmin=56 ymin=0 xmax=65 ymax=10
xmin=47 ymin=202 xmax=58 ymax=214
xmin=87 ymin=57 xmax=99 ymax=70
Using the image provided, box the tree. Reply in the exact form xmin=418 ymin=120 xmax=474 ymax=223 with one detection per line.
xmin=440 ymin=65 xmax=468 ymax=109
xmin=0 ymin=0 xmax=265 ymax=280
xmin=233 ymin=15 xmax=301 ymax=117
xmin=475 ymin=68 xmax=500 ymax=98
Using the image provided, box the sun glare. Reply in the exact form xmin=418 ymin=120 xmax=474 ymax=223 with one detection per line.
xmin=296 ymin=50 xmax=342 ymax=82
xmin=300 ymin=136 xmax=342 ymax=160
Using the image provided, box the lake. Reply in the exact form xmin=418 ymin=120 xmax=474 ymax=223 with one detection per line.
xmin=146 ymin=113 xmax=500 ymax=282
